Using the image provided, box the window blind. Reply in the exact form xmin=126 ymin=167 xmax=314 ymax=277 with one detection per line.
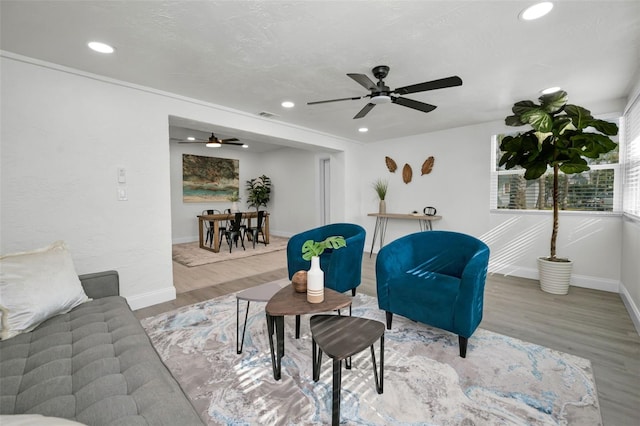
xmin=623 ymin=92 xmax=640 ymax=217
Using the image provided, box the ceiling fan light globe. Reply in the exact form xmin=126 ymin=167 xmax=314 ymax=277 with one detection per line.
xmin=206 ymin=142 xmax=221 ymax=148
xmin=371 ymin=95 xmax=391 ymax=105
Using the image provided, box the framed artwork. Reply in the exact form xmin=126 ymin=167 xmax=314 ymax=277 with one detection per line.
xmin=182 ymin=154 xmax=239 ymax=203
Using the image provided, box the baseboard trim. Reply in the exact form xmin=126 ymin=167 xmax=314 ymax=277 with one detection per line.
xmin=619 ymin=282 xmax=640 ymax=336
xmin=488 ymin=265 xmax=620 ymax=293
xmin=125 ymin=286 xmax=176 ymax=311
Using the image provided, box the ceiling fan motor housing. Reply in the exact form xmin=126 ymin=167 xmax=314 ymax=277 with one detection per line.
xmin=372 ymin=65 xmax=390 ymax=80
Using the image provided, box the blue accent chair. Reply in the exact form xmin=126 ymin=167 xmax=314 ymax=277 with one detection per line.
xmin=376 ymin=231 xmax=490 ymax=357
xmin=287 ymin=223 xmax=366 ymax=296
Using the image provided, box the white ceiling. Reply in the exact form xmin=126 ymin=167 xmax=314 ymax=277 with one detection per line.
xmin=2 ymin=1 xmax=639 ymax=149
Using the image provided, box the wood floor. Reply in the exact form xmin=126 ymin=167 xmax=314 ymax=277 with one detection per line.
xmin=135 ymin=249 xmax=640 ymax=425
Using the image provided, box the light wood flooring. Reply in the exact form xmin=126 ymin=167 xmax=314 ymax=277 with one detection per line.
xmin=135 ymin=249 xmax=640 ymax=425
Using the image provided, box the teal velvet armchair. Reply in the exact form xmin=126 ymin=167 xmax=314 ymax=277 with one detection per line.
xmin=287 ymin=223 xmax=366 ymax=295
xmin=376 ymin=231 xmax=490 ymax=357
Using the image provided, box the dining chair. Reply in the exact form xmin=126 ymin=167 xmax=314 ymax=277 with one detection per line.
xmin=223 ymin=212 xmax=245 ymax=252
xmin=202 ymin=209 xmax=216 ymax=247
xmin=245 ymin=210 xmax=267 ymax=248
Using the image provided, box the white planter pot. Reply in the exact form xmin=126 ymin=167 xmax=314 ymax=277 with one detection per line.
xmin=231 ymin=202 xmax=239 ymax=213
xmin=537 ymin=257 xmax=573 ymax=295
xmin=306 ymin=256 xmax=324 ymax=303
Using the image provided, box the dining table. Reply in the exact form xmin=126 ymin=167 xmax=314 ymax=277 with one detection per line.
xmin=197 ymin=211 xmax=270 ymax=253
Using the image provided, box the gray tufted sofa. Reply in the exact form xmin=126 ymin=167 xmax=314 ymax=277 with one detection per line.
xmin=0 ymin=271 xmax=204 ymax=425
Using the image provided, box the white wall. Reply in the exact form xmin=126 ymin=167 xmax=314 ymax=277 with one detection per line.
xmin=621 ymin=218 xmax=640 ymax=332
xmin=2 ymin=53 xmax=636 ymax=326
xmin=0 ymin=54 xmax=359 ymax=309
xmin=358 ymin=120 xmax=624 ymax=292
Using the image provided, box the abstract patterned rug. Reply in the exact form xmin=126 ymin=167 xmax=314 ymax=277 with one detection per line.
xmin=141 ymin=284 xmax=601 ymax=425
xmin=172 ymin=236 xmax=289 ymax=267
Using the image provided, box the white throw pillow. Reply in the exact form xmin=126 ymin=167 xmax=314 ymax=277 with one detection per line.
xmin=0 ymin=241 xmax=90 ymax=340
xmin=0 ymin=415 xmax=87 ymax=425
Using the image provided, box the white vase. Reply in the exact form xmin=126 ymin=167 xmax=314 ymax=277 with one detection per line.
xmin=231 ymin=201 xmax=239 ymax=213
xmin=306 ymin=256 xmax=324 ymax=303
xmin=379 ymin=200 xmax=386 ymax=214
xmin=537 ymin=257 xmax=573 ymax=295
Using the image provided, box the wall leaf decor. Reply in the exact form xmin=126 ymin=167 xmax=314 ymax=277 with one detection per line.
xmin=385 ymin=156 xmax=397 ymax=172
xmin=421 ymin=156 xmax=435 ymax=175
xmin=402 ymin=163 xmax=412 ymax=184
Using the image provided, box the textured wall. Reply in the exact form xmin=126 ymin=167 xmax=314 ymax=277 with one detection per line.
xmin=0 ymin=55 xmax=358 ymax=309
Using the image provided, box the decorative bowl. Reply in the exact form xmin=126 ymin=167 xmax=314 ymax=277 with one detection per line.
xmin=292 ymin=270 xmax=307 ymax=293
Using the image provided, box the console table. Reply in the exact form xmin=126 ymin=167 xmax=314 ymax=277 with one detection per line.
xmin=367 ymin=212 xmax=442 ymax=257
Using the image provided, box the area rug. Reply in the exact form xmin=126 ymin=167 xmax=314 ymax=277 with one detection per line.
xmin=173 ymin=235 xmax=289 ymax=267
xmin=141 ymin=284 xmax=601 ymax=425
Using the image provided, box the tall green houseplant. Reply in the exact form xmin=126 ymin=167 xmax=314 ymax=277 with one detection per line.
xmin=499 ymin=90 xmax=618 ymax=262
xmin=246 ymin=175 xmax=271 ymax=213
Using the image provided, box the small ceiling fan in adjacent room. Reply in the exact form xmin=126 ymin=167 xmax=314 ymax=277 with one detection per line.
xmin=173 ymin=132 xmax=246 ymax=147
xmin=307 ymin=65 xmax=462 ymax=119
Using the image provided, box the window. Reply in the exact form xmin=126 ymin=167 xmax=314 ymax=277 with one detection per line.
xmin=491 ymin=119 xmax=621 ymax=212
xmin=623 ymin=94 xmax=640 ymax=218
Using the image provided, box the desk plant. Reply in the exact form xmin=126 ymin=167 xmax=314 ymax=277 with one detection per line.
xmin=246 ymin=175 xmax=271 ymax=213
xmin=372 ymin=178 xmax=388 ymax=213
xmin=227 ymin=191 xmax=241 ymax=212
xmin=301 ymin=236 xmax=347 ymax=303
xmin=499 ymin=90 xmax=618 ymax=294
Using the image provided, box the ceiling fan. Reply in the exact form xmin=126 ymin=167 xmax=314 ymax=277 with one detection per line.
xmin=175 ymin=132 xmax=244 ymax=147
xmin=308 ymin=65 xmax=462 ymax=119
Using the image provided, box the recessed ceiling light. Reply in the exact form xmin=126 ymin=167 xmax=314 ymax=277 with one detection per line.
xmin=519 ymin=2 xmax=553 ymax=21
xmin=187 ymin=136 xmax=196 ymax=141
xmin=87 ymin=41 xmax=115 ymax=54
xmin=281 ymin=101 xmax=295 ymax=108
xmin=242 ymin=144 xmax=249 ymax=148
xmin=541 ymin=86 xmax=562 ymax=94
xmin=358 ymin=127 xmax=368 ymax=133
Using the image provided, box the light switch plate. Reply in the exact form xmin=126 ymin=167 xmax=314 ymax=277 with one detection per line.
xmin=117 ymin=167 xmax=126 ymax=183
xmin=118 ymin=187 xmax=128 ymax=201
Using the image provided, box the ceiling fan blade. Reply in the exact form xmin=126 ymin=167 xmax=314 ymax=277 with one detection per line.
xmin=221 ymin=138 xmax=239 ymax=143
xmin=392 ymin=96 xmax=437 ymax=113
xmin=308 ymin=96 xmax=364 ymax=105
xmin=354 ymin=103 xmax=376 ymax=119
xmin=221 ymin=140 xmax=244 ymax=146
xmin=394 ymin=76 xmax=463 ymax=95
xmin=347 ymin=73 xmax=377 ymax=90
xmin=177 ymin=140 xmax=207 ymax=144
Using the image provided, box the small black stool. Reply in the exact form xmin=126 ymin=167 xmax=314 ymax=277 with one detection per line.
xmin=310 ymin=315 xmax=384 ymax=426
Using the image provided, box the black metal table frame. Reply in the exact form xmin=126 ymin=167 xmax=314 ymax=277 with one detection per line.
xmin=265 ymin=306 xmax=351 ymax=381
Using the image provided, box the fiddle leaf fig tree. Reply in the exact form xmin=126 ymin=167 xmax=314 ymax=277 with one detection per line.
xmin=499 ymin=90 xmax=618 ymax=261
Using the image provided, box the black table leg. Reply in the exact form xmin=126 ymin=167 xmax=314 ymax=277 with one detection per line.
xmin=266 ymin=313 xmax=284 ymax=380
xmin=371 ymin=335 xmax=384 ymax=394
xmin=332 ymin=358 xmax=342 ymax=426
xmin=236 ymin=299 xmax=250 ymax=354
xmin=295 ymin=315 xmax=300 ymax=338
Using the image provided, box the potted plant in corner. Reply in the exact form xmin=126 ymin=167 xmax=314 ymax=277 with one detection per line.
xmin=499 ymin=90 xmax=618 ymax=294
xmin=246 ymin=175 xmax=271 ymax=214
xmin=301 ymin=236 xmax=346 ymax=303
xmin=372 ymin=178 xmax=388 ymax=214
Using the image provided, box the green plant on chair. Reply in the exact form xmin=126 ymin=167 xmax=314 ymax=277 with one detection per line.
xmin=301 ymin=236 xmax=346 ymax=261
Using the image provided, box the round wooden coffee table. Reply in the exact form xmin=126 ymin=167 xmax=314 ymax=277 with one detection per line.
xmin=265 ymin=285 xmax=352 ymax=380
